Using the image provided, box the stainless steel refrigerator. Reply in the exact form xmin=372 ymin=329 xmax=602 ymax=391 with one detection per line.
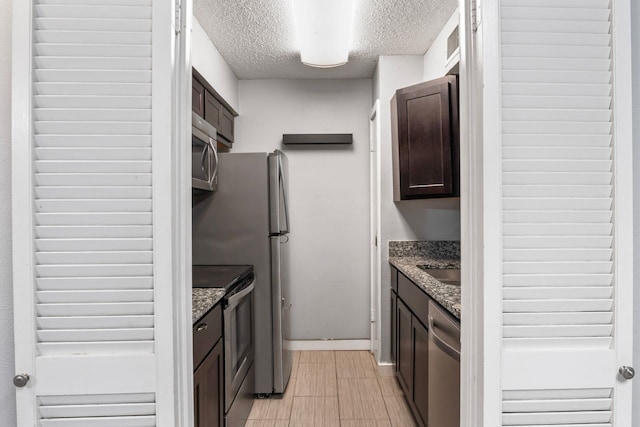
xmin=192 ymin=150 xmax=293 ymax=395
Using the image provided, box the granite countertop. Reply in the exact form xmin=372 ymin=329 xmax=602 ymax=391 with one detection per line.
xmin=388 ymin=241 xmax=461 ymax=319
xmin=192 ymin=288 xmax=226 ymax=324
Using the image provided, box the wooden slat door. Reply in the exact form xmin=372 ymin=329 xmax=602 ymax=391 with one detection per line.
xmin=12 ymin=0 xmax=179 ymax=425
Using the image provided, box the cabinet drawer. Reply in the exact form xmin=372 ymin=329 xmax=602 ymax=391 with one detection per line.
xmin=193 ymin=304 xmax=222 ymax=370
xmin=398 ymin=272 xmax=430 ymax=328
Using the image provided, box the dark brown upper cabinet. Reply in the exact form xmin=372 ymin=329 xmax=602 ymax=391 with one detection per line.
xmin=204 ymin=90 xmax=222 ymax=129
xmin=391 ymin=75 xmax=459 ymax=200
xmin=192 ymin=77 xmax=205 ymax=118
xmin=192 ymin=68 xmax=238 ymax=146
xmin=218 ymin=105 xmax=235 ymax=143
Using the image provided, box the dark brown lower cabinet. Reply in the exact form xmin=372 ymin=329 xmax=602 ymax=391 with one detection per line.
xmin=194 ymin=339 xmax=223 ymax=427
xmin=397 ymin=298 xmax=413 ymax=399
xmin=193 ymin=304 xmax=224 ymax=427
xmin=390 ymin=291 xmax=397 ymax=371
xmin=390 ymin=266 xmax=459 ymax=427
xmin=396 ymin=297 xmax=429 ymax=427
xmin=412 ymin=317 xmax=429 ymax=426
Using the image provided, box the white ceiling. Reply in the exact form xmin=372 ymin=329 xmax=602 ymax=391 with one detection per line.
xmin=193 ymin=0 xmax=458 ymax=79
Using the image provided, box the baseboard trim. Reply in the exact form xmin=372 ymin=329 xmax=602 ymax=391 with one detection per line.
xmin=288 ymin=340 xmax=371 ymax=351
xmin=376 ymin=362 xmax=395 ymax=377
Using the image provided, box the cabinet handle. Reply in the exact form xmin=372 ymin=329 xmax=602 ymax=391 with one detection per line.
xmin=196 ymin=323 xmax=208 ymax=332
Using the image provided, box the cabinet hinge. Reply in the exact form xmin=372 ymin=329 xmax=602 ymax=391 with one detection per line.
xmin=174 ymin=0 xmax=182 ymax=35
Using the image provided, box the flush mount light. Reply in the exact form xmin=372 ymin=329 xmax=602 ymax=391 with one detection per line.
xmin=291 ymin=0 xmax=356 ymax=68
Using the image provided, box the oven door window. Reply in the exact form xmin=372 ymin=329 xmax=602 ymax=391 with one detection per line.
xmin=229 ymin=294 xmax=253 ymax=378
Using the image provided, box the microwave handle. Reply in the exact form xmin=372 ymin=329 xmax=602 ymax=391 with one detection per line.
xmin=209 ymin=138 xmax=218 ymax=186
xmin=200 ymin=142 xmax=210 ymax=179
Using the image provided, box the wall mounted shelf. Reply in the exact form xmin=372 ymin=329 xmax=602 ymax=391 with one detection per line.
xmin=282 ymin=133 xmax=353 ymax=145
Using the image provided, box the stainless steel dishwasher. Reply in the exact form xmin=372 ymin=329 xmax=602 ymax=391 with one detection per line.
xmin=428 ymin=300 xmax=460 ymax=427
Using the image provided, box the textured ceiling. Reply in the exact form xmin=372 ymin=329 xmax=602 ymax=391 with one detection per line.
xmin=193 ymin=0 xmax=458 ymax=79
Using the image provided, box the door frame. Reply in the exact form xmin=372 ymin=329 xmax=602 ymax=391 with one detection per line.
xmin=459 ymin=0 xmax=499 ymax=424
xmin=172 ymin=0 xmax=195 ymax=425
xmin=459 ymin=0 xmax=482 ymax=421
xmin=611 ymin=0 xmax=634 ymax=422
xmin=369 ymin=100 xmax=382 ymax=360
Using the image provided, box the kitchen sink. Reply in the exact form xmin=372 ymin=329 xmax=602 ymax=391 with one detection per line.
xmin=416 ymin=266 xmax=461 ymax=286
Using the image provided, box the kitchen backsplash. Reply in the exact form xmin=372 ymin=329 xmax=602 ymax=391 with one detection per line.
xmin=388 ymin=240 xmax=461 ymax=259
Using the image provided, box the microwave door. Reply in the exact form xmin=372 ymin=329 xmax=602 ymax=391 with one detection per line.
xmin=192 ymin=126 xmax=216 ymax=191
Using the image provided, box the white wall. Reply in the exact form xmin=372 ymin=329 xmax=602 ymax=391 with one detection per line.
xmin=0 ymin=0 xmax=15 ymax=424
xmin=234 ymin=79 xmax=372 ymax=341
xmin=373 ymin=55 xmax=462 ymax=362
xmin=192 ymin=18 xmax=239 ymax=112
xmin=632 ymin=0 xmax=639 ymax=423
xmin=423 ymin=8 xmax=460 ymax=81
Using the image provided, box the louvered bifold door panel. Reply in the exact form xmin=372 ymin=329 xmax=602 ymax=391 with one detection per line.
xmin=38 ymin=393 xmax=156 ymax=427
xmin=13 ymin=0 xmax=169 ymax=416
xmin=503 ymin=389 xmax=613 ymax=426
xmin=499 ymin=0 xmax=623 ymax=419
xmin=33 ymin=0 xmax=154 ymax=357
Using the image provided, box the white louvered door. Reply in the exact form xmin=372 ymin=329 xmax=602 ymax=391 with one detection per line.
xmin=12 ymin=0 xmax=180 ymax=425
xmin=490 ymin=0 xmax=634 ymax=425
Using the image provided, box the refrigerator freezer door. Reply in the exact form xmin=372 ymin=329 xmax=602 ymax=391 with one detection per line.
xmin=271 ymin=234 xmax=292 ymax=393
xmin=269 ymin=151 xmax=290 ymax=235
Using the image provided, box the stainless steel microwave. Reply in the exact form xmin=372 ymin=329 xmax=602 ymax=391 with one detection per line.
xmin=192 ymin=112 xmax=218 ymax=191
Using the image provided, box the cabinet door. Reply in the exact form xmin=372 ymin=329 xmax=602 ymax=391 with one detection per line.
xmin=193 ymin=77 xmax=205 ymax=117
xmin=396 ymin=298 xmax=413 ymax=399
xmin=393 ymin=76 xmax=459 ymax=199
xmin=204 ymin=90 xmax=222 ymax=129
xmin=194 ymin=340 xmax=224 ymax=427
xmin=218 ymin=106 xmax=234 ymax=144
xmin=412 ymin=317 xmax=429 ymax=427
xmin=390 ymin=291 xmax=397 ymax=370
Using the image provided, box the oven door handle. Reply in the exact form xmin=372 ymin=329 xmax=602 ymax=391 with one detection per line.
xmin=226 ymin=279 xmax=255 ymax=311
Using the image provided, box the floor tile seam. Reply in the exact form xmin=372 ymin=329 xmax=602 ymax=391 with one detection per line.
xmin=336 ymin=378 xmax=392 ymax=423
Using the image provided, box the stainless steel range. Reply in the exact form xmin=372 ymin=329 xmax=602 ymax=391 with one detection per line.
xmin=193 ymin=265 xmax=255 ymax=427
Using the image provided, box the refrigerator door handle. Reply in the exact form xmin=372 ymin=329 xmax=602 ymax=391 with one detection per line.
xmin=278 ymin=156 xmax=290 ymax=234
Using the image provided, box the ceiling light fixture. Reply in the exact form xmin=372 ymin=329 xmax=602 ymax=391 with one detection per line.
xmin=291 ymin=0 xmax=356 ymax=68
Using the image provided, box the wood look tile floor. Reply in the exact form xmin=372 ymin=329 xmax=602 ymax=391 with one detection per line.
xmin=247 ymin=351 xmax=417 ymax=427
